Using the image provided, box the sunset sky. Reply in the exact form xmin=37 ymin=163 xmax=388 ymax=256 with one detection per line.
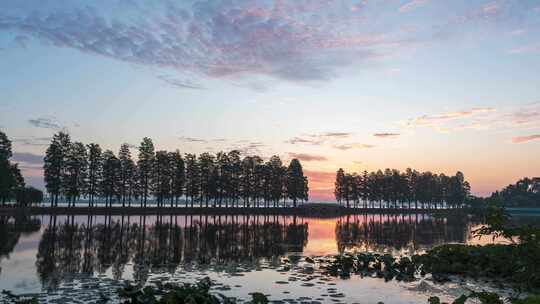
xmin=1 ymin=0 xmax=539 ymax=201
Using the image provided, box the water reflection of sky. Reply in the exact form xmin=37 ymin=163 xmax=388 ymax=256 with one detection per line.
xmin=0 ymin=214 xmax=532 ymax=298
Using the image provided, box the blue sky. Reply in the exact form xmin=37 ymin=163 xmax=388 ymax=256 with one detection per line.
xmin=1 ymin=0 xmax=539 ymax=199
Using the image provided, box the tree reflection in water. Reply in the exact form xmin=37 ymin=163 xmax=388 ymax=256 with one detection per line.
xmin=0 ymin=213 xmax=478 ymax=290
xmin=34 ymin=215 xmax=308 ymax=289
xmin=0 ymin=215 xmax=41 ymax=275
xmin=335 ymin=214 xmax=474 ymax=253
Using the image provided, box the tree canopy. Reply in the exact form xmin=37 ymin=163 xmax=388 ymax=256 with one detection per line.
xmin=0 ymin=131 xmax=25 ymax=204
xmin=41 ymin=132 xmax=309 ymax=208
xmin=489 ymin=177 xmax=540 ymax=208
xmin=334 ymin=167 xmax=471 ymax=209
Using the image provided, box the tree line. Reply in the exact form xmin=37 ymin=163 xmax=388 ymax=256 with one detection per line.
xmin=488 ymin=177 xmax=540 ymax=208
xmin=0 ymin=131 xmax=43 ymax=205
xmin=44 ymin=132 xmax=309 ymax=208
xmin=334 ymin=168 xmax=471 ymax=209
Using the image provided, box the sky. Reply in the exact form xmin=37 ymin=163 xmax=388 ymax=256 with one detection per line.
xmin=1 ymin=0 xmax=539 ymax=201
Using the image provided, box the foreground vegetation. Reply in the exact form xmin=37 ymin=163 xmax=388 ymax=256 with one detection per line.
xmin=117 ymin=277 xmax=268 ymax=304
xmin=429 ymin=292 xmax=540 ymax=304
xmin=324 ymin=206 xmax=540 ymax=292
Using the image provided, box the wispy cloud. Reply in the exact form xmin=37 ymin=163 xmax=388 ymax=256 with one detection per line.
xmin=373 ymin=132 xmax=400 ymax=138
xmin=1 ymin=0 xmax=535 ymax=86
xmin=285 ymin=137 xmax=322 ymax=145
xmin=506 ymin=103 xmax=540 ymax=127
xmin=228 ymin=142 xmax=266 ymax=155
xmin=288 ymin=153 xmax=328 ymax=162
xmin=406 ymin=107 xmax=496 ymax=128
xmin=179 ymin=136 xmax=207 ymax=143
xmin=512 ymin=134 xmax=540 ymax=144
xmin=285 ymin=132 xmax=352 ymax=145
xmin=317 ymin=132 xmax=352 ymax=138
xmin=403 ymin=103 xmax=540 ymax=134
xmin=157 ymin=75 xmax=205 ymax=90
xmin=0 ymin=1 xmax=416 ymax=84
xmin=510 ymin=44 xmax=540 ymax=54
xmin=333 ymin=143 xmax=375 ymax=151
xmin=28 ymin=117 xmax=63 ymax=130
xmin=12 ymin=136 xmax=51 ymax=146
xmin=399 ymin=0 xmax=429 ymax=13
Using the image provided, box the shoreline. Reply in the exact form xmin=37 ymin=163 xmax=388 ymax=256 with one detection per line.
xmin=0 ymin=205 xmax=470 ymax=217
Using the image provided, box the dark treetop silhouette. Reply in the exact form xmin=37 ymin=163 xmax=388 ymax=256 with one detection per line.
xmin=0 ymin=131 xmax=42 ymax=206
xmin=334 ymin=168 xmax=471 ymax=209
xmin=42 ymin=132 xmax=309 ymax=208
xmin=488 ymin=177 xmax=540 ymax=208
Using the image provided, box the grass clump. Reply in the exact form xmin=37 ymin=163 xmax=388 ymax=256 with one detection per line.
xmin=118 ymin=277 xmax=269 ymax=304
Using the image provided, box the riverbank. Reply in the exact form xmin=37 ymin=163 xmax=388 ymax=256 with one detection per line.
xmin=0 ymin=203 xmax=470 ymax=217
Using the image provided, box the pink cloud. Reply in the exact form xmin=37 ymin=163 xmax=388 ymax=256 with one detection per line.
xmin=405 ymin=107 xmax=496 ymax=131
xmin=288 ymin=153 xmax=328 ymax=162
xmin=512 ymin=134 xmax=540 ymax=144
xmin=285 ymin=137 xmax=323 ymax=145
xmin=285 ymin=132 xmax=352 ymax=145
xmin=373 ymin=133 xmax=400 ymax=139
xmin=405 ymin=107 xmax=496 ymax=128
xmin=289 ymin=153 xmax=328 ymax=162
xmin=333 ymin=143 xmax=375 ymax=151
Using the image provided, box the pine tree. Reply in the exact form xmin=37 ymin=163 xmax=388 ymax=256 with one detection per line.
xmin=118 ymin=144 xmax=135 ymax=207
xmin=1 ymin=160 xmax=24 ymax=204
xmin=184 ymin=153 xmax=200 ymax=207
xmin=286 ymin=159 xmax=308 ymax=207
xmin=227 ymin=150 xmax=242 ymax=207
xmin=198 ymin=152 xmax=215 ymax=207
xmin=101 ymin=150 xmax=120 ymax=207
xmin=215 ymin=152 xmax=229 ymax=207
xmin=267 ymin=155 xmax=285 ymax=207
xmin=86 ymin=143 xmax=102 ymax=207
xmin=0 ymin=131 xmax=15 ymax=204
xmin=44 ymin=132 xmax=71 ymax=206
xmin=154 ymin=150 xmax=172 ymax=207
xmin=63 ymin=142 xmax=88 ymax=207
xmin=334 ymin=168 xmax=345 ymax=205
xmin=0 ymin=131 xmax=12 ymax=161
xmin=170 ymin=150 xmax=185 ymax=207
xmin=137 ymin=137 xmax=155 ymax=208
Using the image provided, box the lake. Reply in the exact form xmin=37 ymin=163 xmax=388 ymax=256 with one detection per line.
xmin=0 ymin=213 xmax=536 ymax=303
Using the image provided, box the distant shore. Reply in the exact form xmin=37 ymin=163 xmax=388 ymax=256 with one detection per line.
xmin=0 ymin=204 xmax=470 ymax=217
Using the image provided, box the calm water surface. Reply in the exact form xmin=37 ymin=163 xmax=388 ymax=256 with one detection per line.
xmin=0 ymin=213 xmax=534 ymax=303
